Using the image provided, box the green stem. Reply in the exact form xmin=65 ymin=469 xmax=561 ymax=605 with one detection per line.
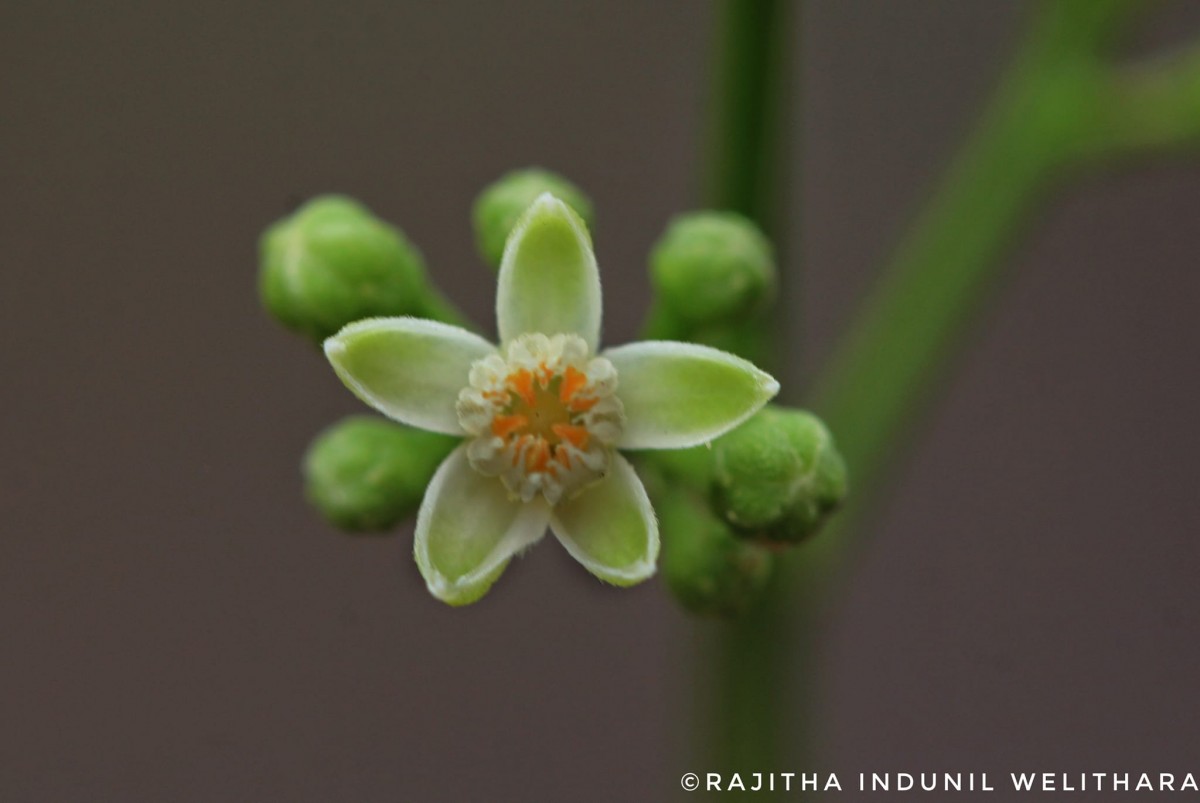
xmin=705 ymin=575 xmax=817 ymax=782
xmin=706 ymin=0 xmax=788 ymax=229
xmin=699 ymin=0 xmax=796 ymax=796
xmin=766 ymin=1 xmax=1164 ymax=782
xmin=693 ymin=0 xmax=1179 ymax=795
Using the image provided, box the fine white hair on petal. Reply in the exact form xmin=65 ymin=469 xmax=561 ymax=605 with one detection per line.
xmin=602 ymin=339 xmax=780 ymax=450
xmin=324 ymin=316 xmax=497 ymax=436
xmin=496 ymin=193 xmax=603 ymax=352
xmin=549 ymin=452 xmax=659 ymax=586
xmin=413 ymin=446 xmax=552 ymax=605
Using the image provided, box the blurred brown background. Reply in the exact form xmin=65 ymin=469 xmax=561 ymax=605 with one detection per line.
xmin=3 ymin=1 xmax=1199 ymax=800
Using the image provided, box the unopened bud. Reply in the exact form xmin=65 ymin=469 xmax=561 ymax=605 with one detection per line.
xmin=659 ymin=487 xmax=774 ymax=617
xmin=304 ymin=416 xmax=456 ymax=533
xmin=473 ymin=169 xmax=594 ymax=268
xmin=259 ymin=196 xmax=429 ymax=343
xmin=712 ymin=407 xmax=847 ymax=545
xmin=650 ymin=212 xmax=775 ymax=327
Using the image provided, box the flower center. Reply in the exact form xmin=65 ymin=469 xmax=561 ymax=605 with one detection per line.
xmin=457 ymin=334 xmax=624 ymax=505
xmin=494 ymin=366 xmax=592 ymax=452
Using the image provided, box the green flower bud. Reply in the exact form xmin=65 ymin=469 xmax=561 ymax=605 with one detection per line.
xmin=304 ymin=416 xmax=456 ymax=533
xmin=712 ymin=406 xmax=848 ymax=545
xmin=472 ymin=168 xmax=595 ymax=268
xmin=259 ymin=196 xmax=430 ymax=343
xmin=659 ymin=486 xmax=774 ymax=617
xmin=649 ymin=212 xmax=776 ymax=327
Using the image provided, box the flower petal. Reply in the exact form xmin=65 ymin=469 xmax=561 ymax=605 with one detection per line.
xmin=415 ymin=446 xmax=551 ymax=605
xmin=603 ymin=341 xmax=779 ymax=449
xmin=496 ymin=193 xmax=601 ymax=351
xmin=550 ymin=453 xmax=658 ymax=586
xmin=324 ymin=317 xmax=496 ymax=435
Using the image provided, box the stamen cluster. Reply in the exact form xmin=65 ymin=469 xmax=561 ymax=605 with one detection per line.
xmin=457 ymin=333 xmax=624 ymax=505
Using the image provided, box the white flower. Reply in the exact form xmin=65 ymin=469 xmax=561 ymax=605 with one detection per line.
xmin=324 ymin=194 xmax=779 ymax=605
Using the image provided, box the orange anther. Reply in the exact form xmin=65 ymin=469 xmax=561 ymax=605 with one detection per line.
xmin=559 ymin=365 xmax=587 ymax=403
xmin=568 ymin=396 xmax=598 ymax=413
xmin=551 ymin=423 xmax=589 ymax=450
xmin=508 ymin=369 xmax=536 ymax=406
xmin=491 ymin=414 xmax=528 ymax=439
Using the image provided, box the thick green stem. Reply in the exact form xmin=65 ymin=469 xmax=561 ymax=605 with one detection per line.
xmin=706 ymin=0 xmax=788 ymax=229
xmin=698 ymin=0 xmax=797 ymax=796
xmin=704 ymin=575 xmax=818 ymax=782
xmin=692 ymin=0 xmax=1180 ymax=795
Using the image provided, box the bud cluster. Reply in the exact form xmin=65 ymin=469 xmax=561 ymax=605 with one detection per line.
xmin=258 ymin=170 xmax=849 ymax=619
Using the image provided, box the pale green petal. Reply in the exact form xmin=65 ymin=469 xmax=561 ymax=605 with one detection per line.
xmin=324 ymin=317 xmax=496 ymax=435
xmin=496 ymin=193 xmax=601 ymax=350
xmin=604 ymin=341 xmax=779 ymax=450
xmin=415 ymin=446 xmax=550 ymax=605
xmin=550 ymin=454 xmax=658 ymax=586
